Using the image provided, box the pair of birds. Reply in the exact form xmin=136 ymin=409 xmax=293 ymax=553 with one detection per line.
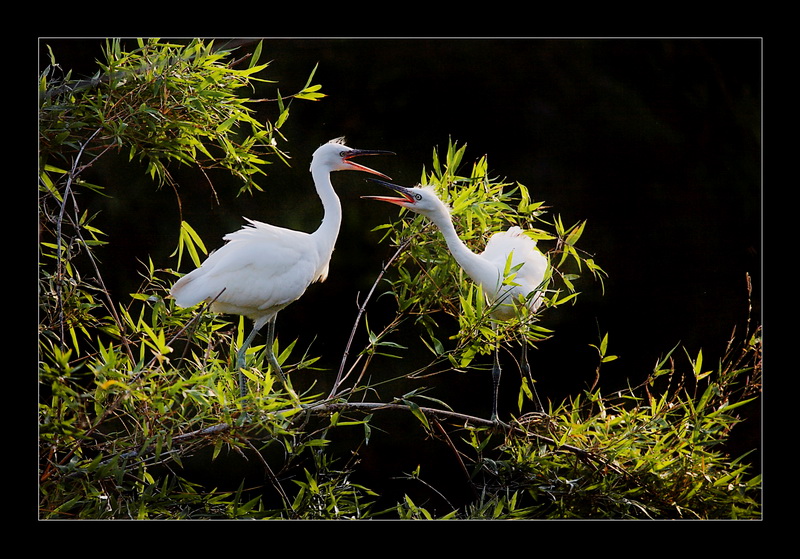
xmin=170 ymin=138 xmax=549 ymax=419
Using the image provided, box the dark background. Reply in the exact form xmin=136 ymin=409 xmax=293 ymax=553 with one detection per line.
xmin=40 ymin=38 xmax=762 ymax=510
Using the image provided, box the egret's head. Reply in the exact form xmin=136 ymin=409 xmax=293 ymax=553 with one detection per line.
xmin=363 ymin=179 xmax=451 ymax=218
xmin=311 ymin=137 xmax=393 ymax=178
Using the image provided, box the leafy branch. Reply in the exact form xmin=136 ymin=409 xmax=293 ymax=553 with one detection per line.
xmin=369 ymin=140 xmax=607 ymax=389
xmin=38 ymin=42 xmax=760 ymax=519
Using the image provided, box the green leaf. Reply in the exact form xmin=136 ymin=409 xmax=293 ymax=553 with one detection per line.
xmin=403 ymin=399 xmax=430 ymax=431
xmin=172 ymin=220 xmax=208 ymax=269
xmin=295 ymin=84 xmax=326 ymax=101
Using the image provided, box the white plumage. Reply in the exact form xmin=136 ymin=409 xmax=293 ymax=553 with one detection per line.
xmin=364 ymin=180 xmax=549 ymax=419
xmin=172 ymin=218 xmax=325 ymax=322
xmin=171 ymin=138 xmax=392 ymax=398
xmin=364 ymin=182 xmax=547 ymax=319
xmin=478 ymin=225 xmax=548 ymax=319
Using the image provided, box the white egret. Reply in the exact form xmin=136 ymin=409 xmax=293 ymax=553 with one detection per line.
xmin=171 ymin=138 xmax=393 ymax=399
xmin=364 ymin=179 xmax=549 ymax=420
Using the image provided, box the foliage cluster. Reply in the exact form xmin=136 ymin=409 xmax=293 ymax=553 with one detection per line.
xmin=38 ymin=39 xmax=761 ymax=520
xmin=353 ymin=141 xmax=606 ymax=401
xmin=455 ymin=327 xmax=762 ymax=519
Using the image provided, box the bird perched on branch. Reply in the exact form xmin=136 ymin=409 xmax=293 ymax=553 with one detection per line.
xmin=364 ymin=179 xmax=549 ymax=420
xmin=171 ymin=138 xmax=393 ymax=399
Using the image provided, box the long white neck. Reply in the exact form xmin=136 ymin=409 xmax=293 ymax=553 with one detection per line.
xmin=310 ymin=165 xmax=343 ymax=261
xmin=427 ymin=209 xmax=496 ymax=287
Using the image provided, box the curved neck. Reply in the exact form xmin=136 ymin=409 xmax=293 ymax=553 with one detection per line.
xmin=310 ymin=166 xmax=343 ymax=258
xmin=428 ymin=210 xmax=495 ymax=285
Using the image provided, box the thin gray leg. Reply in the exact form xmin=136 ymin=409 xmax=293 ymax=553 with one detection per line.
xmin=491 ymin=347 xmax=501 ymax=422
xmin=520 ymin=342 xmax=544 ymax=412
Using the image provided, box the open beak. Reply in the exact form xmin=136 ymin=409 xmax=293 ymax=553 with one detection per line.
xmin=344 ymin=149 xmax=394 ymax=179
xmin=362 ymin=178 xmax=416 ymax=206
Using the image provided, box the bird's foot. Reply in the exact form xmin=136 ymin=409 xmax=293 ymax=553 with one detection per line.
xmin=489 ymin=413 xmax=509 ymax=433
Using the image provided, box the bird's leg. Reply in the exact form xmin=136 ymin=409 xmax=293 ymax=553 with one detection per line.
xmin=236 ymin=321 xmax=264 ymax=399
xmin=263 ymin=316 xmax=301 ymax=404
xmin=520 ymin=341 xmax=544 ymax=413
xmin=263 ymin=316 xmax=286 ymax=384
xmin=491 ymin=346 xmax=502 ymax=423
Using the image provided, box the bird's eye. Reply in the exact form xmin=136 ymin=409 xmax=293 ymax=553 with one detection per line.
xmin=339 ymin=151 xmax=347 ymax=158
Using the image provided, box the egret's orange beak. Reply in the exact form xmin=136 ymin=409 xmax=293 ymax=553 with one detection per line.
xmin=343 ymin=149 xmax=394 ymax=179
xmin=362 ymin=178 xmax=416 ymax=206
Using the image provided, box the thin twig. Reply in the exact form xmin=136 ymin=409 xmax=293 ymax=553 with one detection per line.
xmin=54 ymin=127 xmax=101 ymax=348
xmin=433 ymin=418 xmax=479 ymax=499
xmin=328 ymin=238 xmax=412 ymax=399
xmin=240 ymin=436 xmax=296 ymax=516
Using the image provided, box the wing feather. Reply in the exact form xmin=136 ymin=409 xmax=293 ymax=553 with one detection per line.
xmin=170 ymin=220 xmax=325 ymax=320
xmin=479 ymin=226 xmax=548 ymax=316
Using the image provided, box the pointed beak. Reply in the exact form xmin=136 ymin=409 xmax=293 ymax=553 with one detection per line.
xmin=343 ymin=149 xmax=394 ymax=179
xmin=361 ymin=178 xmax=416 ymax=206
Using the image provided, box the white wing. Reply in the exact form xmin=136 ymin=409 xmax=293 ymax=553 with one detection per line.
xmin=171 ymin=219 xmax=325 ymax=321
xmin=480 ymin=226 xmax=548 ymax=315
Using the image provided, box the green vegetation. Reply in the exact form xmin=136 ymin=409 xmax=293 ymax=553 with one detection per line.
xmin=39 ymin=38 xmax=761 ymax=519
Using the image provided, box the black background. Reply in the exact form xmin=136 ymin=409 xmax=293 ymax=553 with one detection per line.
xmin=39 ymin=38 xmax=762 ymax=512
